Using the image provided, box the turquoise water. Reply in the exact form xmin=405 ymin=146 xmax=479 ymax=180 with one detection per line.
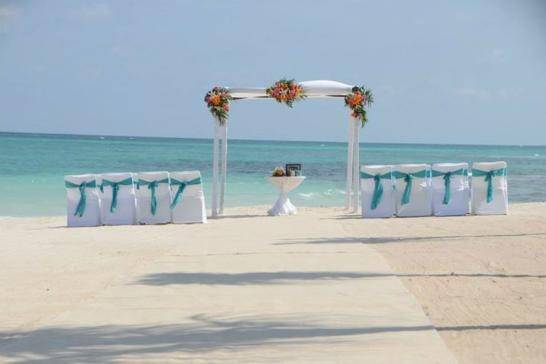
xmin=0 ymin=132 xmax=545 ymax=216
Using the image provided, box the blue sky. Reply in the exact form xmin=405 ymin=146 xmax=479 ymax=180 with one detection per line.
xmin=0 ymin=0 xmax=545 ymax=145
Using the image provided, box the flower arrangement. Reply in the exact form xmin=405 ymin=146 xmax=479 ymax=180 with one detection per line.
xmin=272 ymin=166 xmax=286 ymax=177
xmin=266 ymin=79 xmax=306 ymax=107
xmin=344 ymin=86 xmax=374 ymax=127
xmin=204 ymin=87 xmax=232 ymax=125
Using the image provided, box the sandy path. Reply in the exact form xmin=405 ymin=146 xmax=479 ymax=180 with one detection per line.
xmin=0 ymin=208 xmax=455 ymax=363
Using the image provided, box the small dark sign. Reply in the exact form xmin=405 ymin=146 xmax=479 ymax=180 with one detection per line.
xmin=285 ymin=163 xmax=302 ymax=176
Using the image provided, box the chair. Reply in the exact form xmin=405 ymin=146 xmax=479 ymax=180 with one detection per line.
xmin=98 ymin=172 xmax=136 ymax=225
xmin=169 ymin=171 xmax=207 ymax=224
xmin=360 ymin=165 xmax=395 ymax=218
xmin=135 ymin=171 xmax=171 ymax=224
xmin=431 ymin=163 xmax=470 ymax=216
xmin=471 ymin=161 xmax=508 ymax=215
xmin=65 ymin=174 xmax=101 ymax=227
xmin=393 ymin=164 xmax=432 ymax=217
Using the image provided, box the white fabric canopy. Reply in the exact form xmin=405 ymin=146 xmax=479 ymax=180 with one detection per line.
xmin=229 ymin=80 xmax=354 ymax=99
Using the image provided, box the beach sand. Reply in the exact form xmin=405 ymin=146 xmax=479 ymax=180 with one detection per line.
xmin=340 ymin=202 xmax=546 ymax=363
xmin=0 ymin=203 xmax=544 ymax=363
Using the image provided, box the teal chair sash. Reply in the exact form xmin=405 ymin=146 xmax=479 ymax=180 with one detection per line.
xmin=99 ymin=177 xmax=133 ymax=213
xmin=137 ymin=178 xmax=170 ymax=215
xmin=360 ymin=171 xmax=392 ymax=210
xmin=170 ymin=177 xmax=202 ymax=209
xmin=431 ymin=168 xmax=468 ymax=205
xmin=65 ymin=180 xmax=97 ymax=217
xmin=393 ymin=169 xmax=430 ymax=205
xmin=472 ymin=168 xmax=506 ymax=203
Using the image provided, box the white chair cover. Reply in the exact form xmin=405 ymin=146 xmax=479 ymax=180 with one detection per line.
xmin=393 ymin=164 xmax=432 ymax=217
xmin=471 ymin=161 xmax=508 ymax=215
xmin=360 ymin=165 xmax=395 ymax=218
xmin=97 ymin=172 xmax=136 ymax=225
xmin=136 ymin=171 xmax=171 ymax=225
xmin=431 ymin=163 xmax=470 ymax=216
xmin=169 ymin=171 xmax=207 ymax=224
xmin=65 ymin=174 xmax=100 ymax=227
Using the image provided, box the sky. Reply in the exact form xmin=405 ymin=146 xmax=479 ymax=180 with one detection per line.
xmin=0 ymin=0 xmax=545 ymax=145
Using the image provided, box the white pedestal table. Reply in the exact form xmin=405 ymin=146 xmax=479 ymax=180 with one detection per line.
xmin=267 ymin=176 xmax=306 ymax=216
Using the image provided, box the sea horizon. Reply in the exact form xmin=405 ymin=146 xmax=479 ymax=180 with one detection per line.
xmin=1 ymin=131 xmax=545 ymax=217
xmin=2 ymin=131 xmax=545 ymax=148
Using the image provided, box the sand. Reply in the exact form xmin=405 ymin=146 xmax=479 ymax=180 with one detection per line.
xmin=360 ymin=203 xmax=546 ymax=363
xmin=0 ymin=203 xmax=545 ymax=363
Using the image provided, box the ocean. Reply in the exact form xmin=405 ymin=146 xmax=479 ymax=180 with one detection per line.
xmin=0 ymin=132 xmax=544 ymax=216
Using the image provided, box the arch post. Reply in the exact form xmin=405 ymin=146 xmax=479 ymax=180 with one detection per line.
xmin=219 ymin=123 xmax=228 ymax=215
xmin=345 ymin=116 xmax=360 ymax=212
xmin=352 ymin=117 xmax=360 ymax=212
xmin=345 ymin=116 xmax=354 ymax=209
xmin=211 ymin=121 xmax=220 ymax=217
xmin=211 ymin=121 xmax=228 ymax=217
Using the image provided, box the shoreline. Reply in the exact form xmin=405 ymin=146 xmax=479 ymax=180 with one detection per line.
xmin=1 ymin=203 xmax=545 ymax=362
xmin=1 ymin=201 xmax=545 ymax=220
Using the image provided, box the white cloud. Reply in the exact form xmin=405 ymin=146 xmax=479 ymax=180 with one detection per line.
xmin=0 ymin=4 xmax=18 ymax=18
xmin=74 ymin=3 xmax=111 ymax=20
xmin=453 ymin=87 xmax=523 ymax=100
xmin=0 ymin=3 xmax=20 ymax=33
xmin=479 ymin=48 xmax=508 ymax=65
xmin=496 ymin=87 xmax=523 ymax=99
xmin=454 ymin=87 xmax=492 ymax=99
xmin=488 ymin=49 xmax=507 ymax=63
xmin=376 ymin=85 xmax=396 ymax=96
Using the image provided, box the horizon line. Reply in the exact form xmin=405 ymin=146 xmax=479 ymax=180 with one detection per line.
xmin=1 ymin=130 xmax=545 ymax=148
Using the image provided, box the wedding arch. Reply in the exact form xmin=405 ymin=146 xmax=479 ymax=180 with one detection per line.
xmin=204 ymin=79 xmax=373 ymax=217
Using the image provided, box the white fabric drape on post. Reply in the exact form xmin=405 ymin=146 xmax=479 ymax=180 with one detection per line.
xmin=345 ymin=117 xmax=360 ymax=212
xmin=219 ymin=124 xmax=228 ymax=215
xmin=352 ymin=117 xmax=360 ymax=212
xmin=211 ymin=121 xmax=220 ymax=217
xmin=345 ymin=117 xmax=354 ymax=209
xmin=211 ymin=121 xmax=228 ymax=217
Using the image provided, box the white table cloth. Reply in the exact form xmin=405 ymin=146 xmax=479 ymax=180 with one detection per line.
xmin=267 ymin=176 xmax=305 ymax=216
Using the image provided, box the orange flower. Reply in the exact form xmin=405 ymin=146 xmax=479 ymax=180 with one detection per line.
xmin=352 ymin=93 xmax=363 ymax=105
xmin=210 ymin=94 xmax=222 ymax=106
